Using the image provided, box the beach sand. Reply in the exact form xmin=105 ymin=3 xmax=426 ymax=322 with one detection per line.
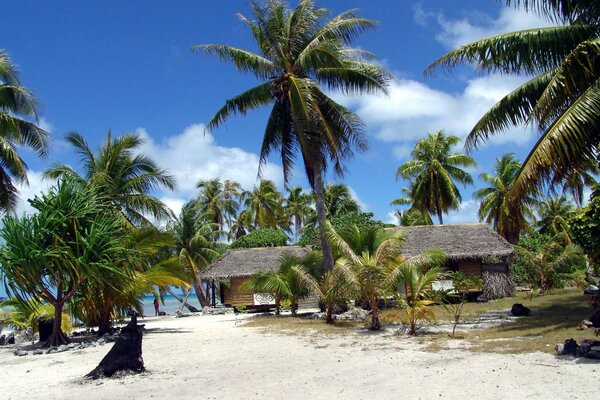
xmin=0 ymin=313 xmax=596 ymax=400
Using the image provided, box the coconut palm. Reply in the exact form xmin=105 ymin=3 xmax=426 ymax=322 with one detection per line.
xmin=397 ymin=131 xmax=477 ymax=224
xmin=552 ymin=159 xmax=599 ymax=208
xmin=0 ymin=178 xmax=129 ymax=346
xmin=0 ymin=50 xmax=50 ymax=211
xmin=327 ymin=223 xmax=446 ymax=330
xmin=391 ymin=183 xmax=434 ymax=226
xmin=285 ymin=186 xmax=314 ymax=242
xmin=427 ymin=0 xmax=600 ymax=200
xmin=196 ymin=179 xmax=242 ymax=237
xmin=390 ymin=264 xmax=447 ymax=335
xmin=535 ymin=196 xmax=575 ymax=241
xmin=197 ymin=0 xmax=391 ymax=270
xmin=474 ymin=154 xmax=537 ymax=243
xmin=243 ymin=180 xmax=287 ymax=230
xmin=44 ymin=132 xmax=176 ymax=226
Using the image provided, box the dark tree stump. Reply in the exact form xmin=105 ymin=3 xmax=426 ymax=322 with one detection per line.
xmin=511 ymin=303 xmax=530 ymax=316
xmin=589 ymin=310 xmax=600 ymax=328
xmin=38 ymin=319 xmax=54 ymax=343
xmin=85 ymin=314 xmax=145 ymax=379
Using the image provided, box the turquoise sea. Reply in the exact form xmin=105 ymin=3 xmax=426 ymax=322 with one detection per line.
xmin=141 ymin=294 xmax=206 ymax=317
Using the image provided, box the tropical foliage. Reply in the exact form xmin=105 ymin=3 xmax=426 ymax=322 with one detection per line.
xmin=0 ymin=50 xmax=50 ymax=211
xmin=571 ymin=185 xmax=600 ymax=270
xmin=197 ymin=0 xmax=391 ymax=270
xmin=230 ymin=229 xmax=288 ymax=249
xmin=427 ymin=0 xmax=600 ymax=201
xmin=396 ymin=131 xmax=476 ymax=224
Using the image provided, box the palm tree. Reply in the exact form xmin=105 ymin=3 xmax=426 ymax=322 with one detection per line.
xmin=391 ymin=264 xmax=447 ymax=335
xmin=474 ymin=154 xmax=537 ymax=243
xmin=397 ymin=131 xmax=477 ymax=224
xmin=285 ymin=186 xmax=314 ymax=242
xmin=391 ymin=183 xmax=434 ymax=226
xmin=327 ymin=223 xmax=446 ymax=330
xmin=0 ymin=50 xmax=50 ymax=211
xmin=44 ymin=131 xmax=176 ymax=225
xmin=197 ymin=0 xmax=391 ymax=270
xmin=172 ymin=201 xmax=220 ymax=307
xmin=427 ymin=0 xmax=600 ymax=201
xmin=552 ymin=159 xmax=599 ymax=208
xmin=323 ymin=183 xmax=360 ymax=218
xmin=243 ymin=180 xmax=286 ymax=230
xmin=196 ymin=178 xmax=242 ymax=237
xmin=535 ymin=196 xmax=575 ymax=241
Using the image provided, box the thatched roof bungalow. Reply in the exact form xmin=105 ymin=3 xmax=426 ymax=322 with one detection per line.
xmin=398 ymin=224 xmax=515 ymax=298
xmin=201 ymin=246 xmax=311 ymax=308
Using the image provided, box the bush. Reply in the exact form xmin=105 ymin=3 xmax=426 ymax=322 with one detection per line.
xmin=230 ymin=229 xmax=288 ymax=248
xmin=571 ymin=188 xmax=600 ymax=272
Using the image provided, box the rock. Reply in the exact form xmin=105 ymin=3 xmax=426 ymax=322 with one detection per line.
xmin=559 ymin=338 xmax=579 ymax=355
xmin=511 ymin=303 xmax=530 ymax=317
xmin=67 ymin=343 xmax=76 ymax=349
xmin=476 ymin=294 xmax=488 ymax=302
xmin=6 ymin=333 xmax=15 ymax=345
xmin=32 ymin=349 xmax=43 ymax=355
xmin=57 ymin=345 xmax=68 ymax=352
xmin=336 ymin=308 xmax=369 ymax=321
xmin=588 ymin=310 xmax=600 ymax=328
xmin=14 ymin=349 xmax=28 ymax=357
xmin=202 ymin=307 xmax=234 ymax=316
xmin=97 ymin=338 xmax=106 ymax=345
xmin=306 ymin=312 xmax=326 ymax=320
xmin=555 ymin=343 xmax=564 ymax=354
xmin=0 ymin=335 xmax=5 ymax=346
xmin=586 ymin=351 xmax=600 ymax=360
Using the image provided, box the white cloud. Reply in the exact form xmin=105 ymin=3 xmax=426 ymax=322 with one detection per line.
xmin=444 ymin=199 xmax=480 ymax=224
xmin=434 ymin=7 xmax=556 ymax=49
xmin=385 ymin=211 xmax=399 ymax=226
xmin=38 ymin=117 xmax=53 ymax=134
xmin=347 ymin=186 xmax=369 ymax=212
xmin=160 ymin=196 xmax=186 ymax=218
xmin=342 ymin=74 xmax=534 ymax=156
xmin=134 ymin=124 xmax=284 ymax=202
xmin=14 ymin=171 xmax=56 ymax=215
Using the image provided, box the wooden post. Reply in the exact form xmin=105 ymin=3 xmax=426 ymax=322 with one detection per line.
xmin=211 ymin=280 xmax=216 ymax=307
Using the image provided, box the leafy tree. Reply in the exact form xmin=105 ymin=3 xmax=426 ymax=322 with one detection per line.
xmin=230 ymin=229 xmax=288 ymax=249
xmin=428 ymin=0 xmax=600 ymax=201
xmin=571 ymin=184 xmax=600 ymax=270
xmin=0 ymin=297 xmax=72 ymax=334
xmin=197 ymin=0 xmax=391 ymax=271
xmin=515 ymin=233 xmax=586 ymax=294
xmin=302 ymin=264 xmax=357 ymax=324
xmin=397 ymin=131 xmax=476 ymax=224
xmin=474 ymin=154 xmax=537 ymax=243
xmin=0 ymin=179 xmax=129 ymax=346
xmin=44 ymin=131 xmax=176 ymax=226
xmin=0 ymin=50 xmax=50 ymax=211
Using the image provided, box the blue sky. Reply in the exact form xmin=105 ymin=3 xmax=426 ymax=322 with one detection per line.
xmin=4 ymin=1 xmax=555 ymax=225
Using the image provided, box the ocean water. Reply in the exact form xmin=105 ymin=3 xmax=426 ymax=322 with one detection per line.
xmin=141 ymin=294 xmax=208 ymax=317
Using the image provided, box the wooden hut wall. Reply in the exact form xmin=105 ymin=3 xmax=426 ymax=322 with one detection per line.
xmin=457 ymin=259 xmax=482 ymax=276
xmin=223 ymin=277 xmax=254 ymax=306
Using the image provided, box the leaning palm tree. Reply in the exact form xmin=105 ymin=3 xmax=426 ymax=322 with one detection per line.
xmin=474 ymin=154 xmax=537 ymax=243
xmin=427 ymin=0 xmax=600 ymax=201
xmin=44 ymin=131 xmax=176 ymax=225
xmin=0 ymin=50 xmax=50 ymax=211
xmin=197 ymin=0 xmax=391 ymax=270
xmin=397 ymin=131 xmax=477 ymax=224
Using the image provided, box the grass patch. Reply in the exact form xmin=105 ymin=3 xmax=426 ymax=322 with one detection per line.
xmin=242 ymin=314 xmax=363 ymax=337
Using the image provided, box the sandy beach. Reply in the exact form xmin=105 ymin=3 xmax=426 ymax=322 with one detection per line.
xmin=0 ymin=313 xmax=597 ymax=400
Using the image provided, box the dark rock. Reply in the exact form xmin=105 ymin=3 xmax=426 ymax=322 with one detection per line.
xmin=476 ymin=294 xmax=488 ymax=303
xmin=511 ymin=303 xmax=530 ymax=316
xmin=6 ymin=333 xmax=15 ymax=345
xmin=561 ymin=338 xmax=579 ymax=355
xmin=588 ymin=310 xmax=600 ymax=328
xmin=0 ymin=335 xmax=5 ymax=346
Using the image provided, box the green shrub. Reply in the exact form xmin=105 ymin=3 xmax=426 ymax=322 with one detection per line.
xmin=298 ymin=212 xmax=384 ymax=249
xmin=230 ymin=229 xmax=288 ymax=249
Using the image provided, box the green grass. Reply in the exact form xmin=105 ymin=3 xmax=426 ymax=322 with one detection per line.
xmin=241 ymin=289 xmax=598 ymax=354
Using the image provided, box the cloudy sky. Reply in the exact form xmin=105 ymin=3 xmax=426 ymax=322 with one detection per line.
xmin=4 ymin=1 xmax=555 ymax=224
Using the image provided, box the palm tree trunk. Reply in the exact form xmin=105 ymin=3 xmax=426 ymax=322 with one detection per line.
xmin=314 ymin=171 xmax=334 ymax=270
xmin=325 ymin=304 xmax=334 ymax=324
xmin=369 ymin=296 xmax=381 ymax=331
xmin=192 ymin=279 xmax=211 ymax=308
xmin=437 ymin=207 xmax=443 ymax=225
xmin=164 ymin=286 xmax=200 ymax=312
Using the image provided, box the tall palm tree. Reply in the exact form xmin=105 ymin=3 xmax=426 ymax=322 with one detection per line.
xmin=427 ymin=0 xmax=600 ymax=201
xmin=285 ymin=186 xmax=314 ymax=243
xmin=474 ymin=154 xmax=537 ymax=243
xmin=391 ymin=182 xmax=434 ymax=226
xmin=243 ymin=179 xmax=286 ymax=230
xmin=197 ymin=0 xmax=391 ymax=270
xmin=0 ymin=50 xmax=50 ymax=211
xmin=535 ymin=196 xmax=575 ymax=241
xmin=323 ymin=183 xmax=360 ymax=218
xmin=552 ymin=159 xmax=599 ymax=208
xmin=397 ymin=131 xmax=477 ymax=224
xmin=44 ymin=132 xmax=176 ymax=225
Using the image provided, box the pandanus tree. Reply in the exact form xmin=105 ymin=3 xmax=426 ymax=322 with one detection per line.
xmin=396 ymin=131 xmax=476 ymax=225
xmin=0 ymin=178 xmax=129 ymax=346
xmin=197 ymin=0 xmax=391 ymax=270
xmin=474 ymin=154 xmax=537 ymax=243
xmin=44 ymin=131 xmax=176 ymax=226
xmin=427 ymin=0 xmax=600 ymax=202
xmin=0 ymin=50 xmax=50 ymax=211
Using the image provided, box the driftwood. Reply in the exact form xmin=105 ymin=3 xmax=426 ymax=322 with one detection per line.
xmin=85 ymin=314 xmax=145 ymax=379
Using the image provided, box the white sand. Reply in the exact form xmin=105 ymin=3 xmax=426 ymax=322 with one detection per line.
xmin=0 ymin=314 xmax=597 ymax=400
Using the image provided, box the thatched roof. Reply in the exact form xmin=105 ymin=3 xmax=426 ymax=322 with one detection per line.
xmin=397 ymin=224 xmax=514 ymax=261
xmin=201 ymin=246 xmax=311 ymax=280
